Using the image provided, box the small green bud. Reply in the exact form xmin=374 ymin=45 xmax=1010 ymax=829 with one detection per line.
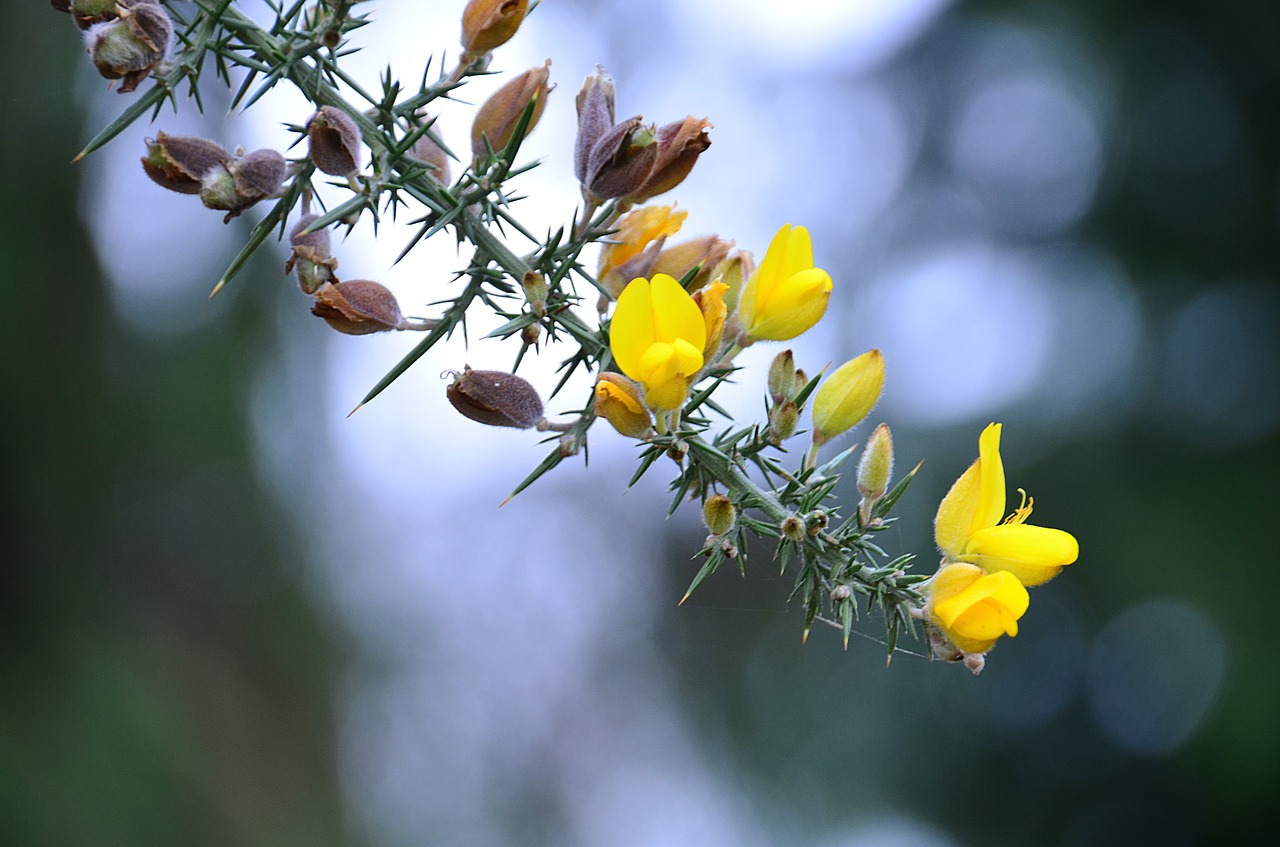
xmin=767 ymin=349 xmax=797 ymax=404
xmin=702 ymin=494 xmax=736 ymax=537
xmin=446 ymin=366 xmax=545 ymax=429
xmin=310 ymin=280 xmax=407 ymax=335
xmin=857 ymin=423 xmax=894 ymax=502
xmin=780 ymin=514 xmax=806 ymax=542
xmin=520 ymin=323 xmax=541 ymax=347
xmin=521 ymin=270 xmax=548 ymax=316
xmin=805 ymin=510 xmax=828 ymax=536
xmin=768 ymin=399 xmax=798 ymax=444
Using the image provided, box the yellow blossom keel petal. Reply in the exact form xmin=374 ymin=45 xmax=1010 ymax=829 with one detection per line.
xmin=964 ymin=523 xmax=1079 ymax=587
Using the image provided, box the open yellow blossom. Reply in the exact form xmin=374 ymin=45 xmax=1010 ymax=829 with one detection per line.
xmin=610 ymin=274 xmax=706 ymax=411
xmin=935 ymin=423 xmax=1079 ymax=587
xmin=737 ymin=224 xmax=832 ymax=342
xmin=927 ymin=563 xmax=1030 ymax=655
xmin=597 ymin=205 xmax=686 ymax=297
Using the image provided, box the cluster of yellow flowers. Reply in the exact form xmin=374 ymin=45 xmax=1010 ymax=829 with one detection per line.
xmin=924 ymin=423 xmax=1079 ymax=671
xmin=592 ymin=211 xmax=882 ymax=441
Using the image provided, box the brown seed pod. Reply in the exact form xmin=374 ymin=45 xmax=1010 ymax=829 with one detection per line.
xmin=310 ymin=281 xmax=406 ymax=335
xmin=141 ymin=132 xmax=232 ymax=194
xmin=446 ymin=366 xmax=544 ymax=429
xmin=306 ymin=106 xmax=363 ymax=177
xmin=231 ymin=148 xmax=286 ymax=200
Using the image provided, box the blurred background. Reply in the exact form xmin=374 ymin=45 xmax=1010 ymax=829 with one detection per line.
xmin=6 ymin=0 xmax=1278 ymax=844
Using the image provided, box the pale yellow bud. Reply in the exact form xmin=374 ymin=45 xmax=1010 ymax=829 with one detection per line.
xmin=811 ymin=349 xmax=885 ymax=445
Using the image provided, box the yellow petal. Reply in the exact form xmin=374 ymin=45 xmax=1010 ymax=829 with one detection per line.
xmin=777 ymin=225 xmax=815 ymax=282
xmin=935 ymin=459 xmax=981 ymax=560
xmin=971 ymin=422 xmax=1006 ymax=537
xmin=693 ymin=280 xmax=728 ymax=359
xmin=598 ymin=205 xmax=685 ymax=278
xmin=929 ymin=567 xmax=1028 ymax=654
xmin=594 ymin=374 xmax=654 ymax=438
xmin=647 ymin=273 xmax=706 ymax=350
xmin=610 ymin=277 xmax=656 ymax=381
xmin=964 ymin=523 xmax=1079 ymax=587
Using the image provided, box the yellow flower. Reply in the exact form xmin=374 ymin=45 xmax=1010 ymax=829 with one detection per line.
xmin=610 ymin=274 xmax=706 ymax=411
xmin=935 ymin=423 xmax=1079 ymax=587
xmin=811 ymin=349 xmax=885 ymax=444
xmin=737 ymin=224 xmax=832 ymax=342
xmin=597 ymin=205 xmax=686 ymax=297
xmin=593 ymin=373 xmax=654 ymax=438
xmin=926 ymin=563 xmax=1030 ymax=655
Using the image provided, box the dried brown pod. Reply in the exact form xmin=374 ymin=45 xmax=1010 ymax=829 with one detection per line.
xmin=306 ymin=106 xmax=363 ymax=177
xmin=626 ymin=116 xmax=712 ymax=204
xmin=446 ymin=366 xmax=545 ymax=429
xmin=230 ymin=148 xmax=286 ymax=201
xmin=583 ymin=117 xmax=657 ymax=201
xmin=574 ymin=66 xmax=615 ymax=183
xmin=310 ymin=281 xmax=407 ymax=335
xmin=285 ymin=214 xmax=339 ymax=294
xmin=460 ymin=0 xmax=528 ymax=57
xmin=410 ymin=121 xmax=452 ymax=184
xmin=470 ymin=60 xmax=552 ymax=162
xmin=83 ymin=0 xmax=173 ymax=93
xmin=141 ymin=132 xmax=233 ymax=195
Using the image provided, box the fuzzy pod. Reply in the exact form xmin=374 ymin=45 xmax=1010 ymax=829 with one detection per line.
xmin=574 ymin=65 xmax=616 ymax=183
xmin=83 ymin=1 xmax=173 ymax=92
xmin=310 ymin=281 xmax=406 ymax=335
xmin=446 ymin=366 xmax=544 ymax=429
xmin=231 ymin=148 xmax=286 ymax=201
xmin=626 ymin=116 xmax=712 ymax=204
xmin=583 ymin=117 xmax=657 ymax=201
xmin=141 ymin=132 xmax=233 ymax=195
xmin=470 ymin=60 xmax=552 ymax=162
xmin=307 ymin=106 xmax=363 ymax=177
xmin=285 ymin=214 xmax=338 ymax=294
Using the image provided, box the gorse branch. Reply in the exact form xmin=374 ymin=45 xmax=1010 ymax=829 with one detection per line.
xmin=53 ymin=0 xmax=1081 ymax=673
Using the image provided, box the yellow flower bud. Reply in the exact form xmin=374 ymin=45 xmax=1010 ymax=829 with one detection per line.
xmin=609 ymin=274 xmax=706 ymax=412
xmin=857 ymin=423 xmax=894 ymax=501
xmin=460 ymin=0 xmax=528 ymax=57
xmin=593 ymin=373 xmax=654 ymax=439
xmin=926 ymin=563 xmax=1029 ymax=656
xmin=702 ymin=494 xmax=736 ymax=537
xmin=470 ymin=60 xmax=552 ymax=162
xmin=737 ymin=224 xmax=832 ymax=343
xmin=811 ymin=349 xmax=885 ymax=445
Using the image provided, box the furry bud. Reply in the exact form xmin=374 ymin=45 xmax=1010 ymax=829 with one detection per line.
xmin=447 ymin=366 xmax=545 ymax=429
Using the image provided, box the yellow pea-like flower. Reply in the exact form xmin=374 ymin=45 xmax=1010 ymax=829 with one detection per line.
xmin=593 ymin=373 xmax=654 ymax=439
xmin=934 ymin=423 xmax=1079 ymax=587
xmin=811 ymin=348 xmax=885 ymax=445
xmin=610 ymin=274 xmax=707 ymax=411
xmin=926 ymin=563 xmax=1030 ymax=655
xmin=692 ymin=280 xmax=728 ymax=361
xmin=737 ymin=224 xmax=833 ymax=342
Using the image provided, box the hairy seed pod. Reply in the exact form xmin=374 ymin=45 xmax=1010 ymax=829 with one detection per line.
xmin=141 ymin=132 xmax=232 ymax=194
xmin=310 ymin=281 xmax=406 ymax=335
xmin=446 ymin=366 xmax=545 ymax=429
xmin=307 ymin=106 xmax=363 ymax=176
